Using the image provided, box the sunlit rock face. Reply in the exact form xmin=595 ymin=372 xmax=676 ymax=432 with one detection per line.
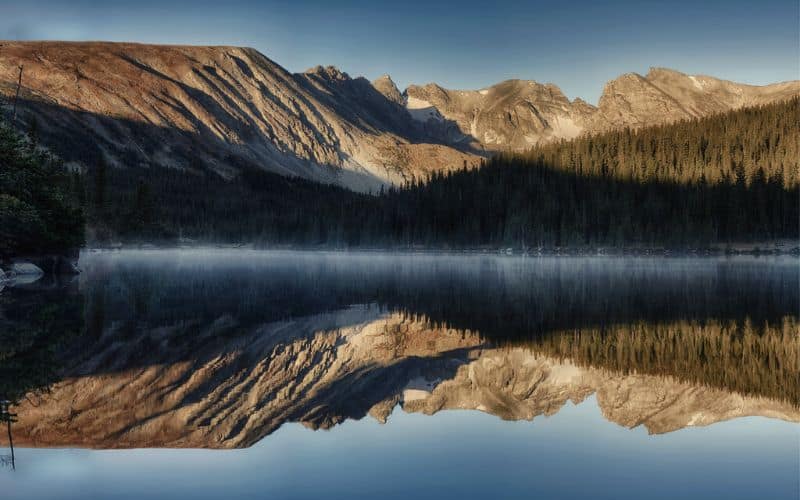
xmin=6 ymin=312 xmax=798 ymax=449
xmin=1 ymin=42 xmax=796 ymax=190
xmin=372 ymin=74 xmax=405 ymax=106
xmin=404 ymin=68 xmax=799 ymax=151
xmin=0 ymin=42 xmax=476 ymax=192
xmin=404 ymin=80 xmax=596 ymax=150
xmin=590 ymin=67 xmax=800 ymax=131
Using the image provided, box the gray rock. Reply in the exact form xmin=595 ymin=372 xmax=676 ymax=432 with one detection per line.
xmin=9 ymin=274 xmax=42 ymax=285
xmin=11 ymin=262 xmax=44 ymax=276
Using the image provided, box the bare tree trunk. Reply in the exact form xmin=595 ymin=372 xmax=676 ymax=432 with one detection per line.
xmin=6 ymin=420 xmax=13 ymax=470
xmin=12 ymin=65 xmax=23 ymax=124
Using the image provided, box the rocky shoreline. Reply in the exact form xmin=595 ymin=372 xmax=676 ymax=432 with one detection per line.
xmin=0 ymin=253 xmax=80 ymax=289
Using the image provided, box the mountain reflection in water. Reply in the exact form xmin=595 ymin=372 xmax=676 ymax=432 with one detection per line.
xmin=0 ymin=251 xmax=797 ymax=450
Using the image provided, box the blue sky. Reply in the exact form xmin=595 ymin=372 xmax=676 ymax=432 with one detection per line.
xmin=1 ymin=0 xmax=798 ymax=103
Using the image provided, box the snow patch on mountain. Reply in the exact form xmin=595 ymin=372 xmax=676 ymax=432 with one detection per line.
xmin=405 ymin=96 xmax=444 ymax=122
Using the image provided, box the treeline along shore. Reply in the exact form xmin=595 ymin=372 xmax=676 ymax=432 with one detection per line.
xmin=1 ymin=99 xmax=798 ymax=260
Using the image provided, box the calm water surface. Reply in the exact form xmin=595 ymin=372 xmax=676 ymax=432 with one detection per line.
xmin=0 ymin=250 xmax=798 ymax=499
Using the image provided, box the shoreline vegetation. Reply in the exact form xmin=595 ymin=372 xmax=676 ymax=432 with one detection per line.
xmin=1 ymin=100 xmax=798 ymax=270
xmin=0 ymin=115 xmax=83 ymax=275
xmin=82 ymin=99 xmax=798 ymax=250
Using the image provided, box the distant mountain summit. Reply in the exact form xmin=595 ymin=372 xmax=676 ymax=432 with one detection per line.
xmin=405 ymin=79 xmax=596 ymax=150
xmin=591 ymin=67 xmax=800 ymax=131
xmin=372 ymin=74 xmax=404 ymax=105
xmin=404 ymin=68 xmax=800 ymax=151
xmin=0 ymin=41 xmax=797 ymax=191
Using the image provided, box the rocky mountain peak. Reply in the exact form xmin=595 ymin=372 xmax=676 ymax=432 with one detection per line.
xmin=593 ymin=66 xmax=800 ymax=131
xmin=646 ymin=66 xmax=686 ymax=79
xmin=0 ymin=42 xmax=797 ymax=192
xmin=407 ymin=82 xmax=450 ymax=98
xmin=304 ymin=64 xmax=351 ymax=81
xmin=372 ymin=74 xmax=403 ymax=105
xmin=374 ymin=73 xmax=396 ymax=84
xmin=403 ymin=77 xmax=595 ymax=150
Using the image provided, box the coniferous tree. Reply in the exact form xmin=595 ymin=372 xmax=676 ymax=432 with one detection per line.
xmin=75 ymin=98 xmax=799 ymax=248
xmin=0 ymin=117 xmax=84 ymax=258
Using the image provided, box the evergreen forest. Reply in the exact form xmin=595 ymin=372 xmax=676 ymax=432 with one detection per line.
xmin=3 ymin=98 xmax=798 ymax=254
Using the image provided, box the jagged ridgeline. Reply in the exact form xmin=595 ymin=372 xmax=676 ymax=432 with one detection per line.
xmin=86 ymin=98 xmax=799 ymax=247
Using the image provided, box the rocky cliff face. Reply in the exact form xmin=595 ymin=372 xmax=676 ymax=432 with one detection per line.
xmin=405 ymin=68 xmax=800 ymax=151
xmin=6 ymin=309 xmax=798 ymax=449
xmin=405 ymin=80 xmax=596 ymax=150
xmin=372 ymin=74 xmax=405 ymax=106
xmin=590 ymin=67 xmax=800 ymax=131
xmin=0 ymin=41 xmax=475 ymax=192
xmin=0 ymin=41 xmax=797 ymax=190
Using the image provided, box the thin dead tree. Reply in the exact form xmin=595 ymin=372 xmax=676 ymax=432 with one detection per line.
xmin=0 ymin=399 xmax=15 ymax=471
xmin=12 ymin=65 xmax=23 ymax=124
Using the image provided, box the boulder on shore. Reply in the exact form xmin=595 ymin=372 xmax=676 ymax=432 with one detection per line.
xmin=0 ymin=261 xmax=45 ymax=286
xmin=4 ymin=255 xmax=81 ymax=276
xmin=11 ymin=262 xmax=45 ymax=276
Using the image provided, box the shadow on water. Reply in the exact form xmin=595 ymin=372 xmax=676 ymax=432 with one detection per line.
xmin=0 ymin=251 xmax=797 ymax=450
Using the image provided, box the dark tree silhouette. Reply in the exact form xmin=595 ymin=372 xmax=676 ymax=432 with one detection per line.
xmin=82 ymin=99 xmax=798 ymax=248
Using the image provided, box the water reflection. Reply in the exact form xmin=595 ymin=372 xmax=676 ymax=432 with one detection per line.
xmin=0 ymin=251 xmax=797 ymax=451
xmin=0 ymin=399 xmax=14 ymax=470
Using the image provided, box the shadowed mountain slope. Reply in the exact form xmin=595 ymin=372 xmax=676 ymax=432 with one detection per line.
xmin=1 ymin=41 xmax=797 ymax=192
xmin=0 ymin=41 xmax=476 ymax=192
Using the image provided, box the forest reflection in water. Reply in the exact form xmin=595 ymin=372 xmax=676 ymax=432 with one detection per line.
xmin=0 ymin=250 xmax=797 ymax=451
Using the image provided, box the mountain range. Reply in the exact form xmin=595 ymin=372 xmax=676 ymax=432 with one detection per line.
xmin=9 ymin=308 xmax=799 ymax=449
xmin=0 ymin=41 xmax=797 ymax=192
